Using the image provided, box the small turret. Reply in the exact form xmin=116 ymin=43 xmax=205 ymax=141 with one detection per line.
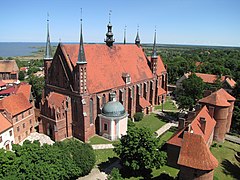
xmin=151 ymin=29 xmax=158 ymax=75
xmin=135 ymin=26 xmax=140 ymax=47
xmin=123 ymin=25 xmax=126 ymax=44
xmin=44 ymin=13 xmax=52 ymax=60
xmin=105 ymin=11 xmax=115 ymax=47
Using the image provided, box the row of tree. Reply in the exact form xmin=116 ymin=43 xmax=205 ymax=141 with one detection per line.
xmin=0 ymin=139 xmax=95 ymax=179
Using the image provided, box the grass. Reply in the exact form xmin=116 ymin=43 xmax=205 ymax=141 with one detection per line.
xmin=94 ymin=149 xmax=118 ymax=165
xmin=88 ymin=135 xmax=113 ymax=145
xmin=211 ymin=141 xmax=240 ymax=180
xmin=155 ymin=97 xmax=178 ymax=111
xmin=159 ymin=131 xmax=174 ymax=146
xmin=135 ymin=113 xmax=166 ymax=133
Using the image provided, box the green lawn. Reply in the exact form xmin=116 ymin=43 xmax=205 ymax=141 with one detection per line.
xmin=94 ymin=149 xmax=118 ymax=165
xmin=155 ymin=97 xmax=178 ymax=111
xmin=211 ymin=141 xmax=240 ymax=180
xmin=135 ymin=113 xmax=166 ymax=133
xmin=88 ymin=135 xmax=113 ymax=145
xmin=159 ymin=131 xmax=174 ymax=146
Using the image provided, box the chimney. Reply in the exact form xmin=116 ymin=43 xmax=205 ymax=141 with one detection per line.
xmin=122 ymin=73 xmax=131 ymax=85
xmin=178 ymin=118 xmax=186 ymax=130
xmin=208 ymin=106 xmax=215 ymax=118
xmin=195 ymin=104 xmax=202 ymax=111
xmin=200 ymin=117 xmax=206 ymax=133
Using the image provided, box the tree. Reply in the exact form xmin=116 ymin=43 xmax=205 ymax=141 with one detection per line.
xmin=231 ymin=80 xmax=240 ymax=134
xmin=27 ymin=75 xmax=44 ymax=108
xmin=176 ymin=73 xmax=205 ymax=110
xmin=114 ymin=127 xmax=166 ymax=175
xmin=18 ymin=71 xmax=25 ymax=81
xmin=133 ymin=112 xmax=144 ymax=121
xmin=107 ymin=168 xmax=123 ymax=180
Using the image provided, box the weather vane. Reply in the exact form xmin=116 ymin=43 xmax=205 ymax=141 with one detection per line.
xmin=109 ymin=10 xmax=112 ymax=23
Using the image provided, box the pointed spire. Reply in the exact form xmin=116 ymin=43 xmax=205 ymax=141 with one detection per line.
xmin=124 ymin=25 xmax=126 ymax=44
xmin=151 ymin=28 xmax=157 ymax=59
xmin=44 ymin=13 xmax=52 ymax=60
xmin=77 ymin=8 xmax=87 ymax=64
xmin=135 ymin=25 xmax=140 ymax=46
xmin=105 ymin=10 xmax=115 ymax=47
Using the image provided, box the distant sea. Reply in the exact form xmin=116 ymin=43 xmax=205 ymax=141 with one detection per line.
xmin=0 ymin=42 xmax=239 ymax=57
xmin=0 ymin=42 xmax=56 ymax=57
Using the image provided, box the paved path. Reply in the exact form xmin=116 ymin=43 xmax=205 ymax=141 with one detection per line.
xmin=155 ymin=122 xmax=178 ymax=137
xmin=226 ymin=134 xmax=240 ymax=144
xmin=92 ymin=144 xmax=114 ymax=150
xmin=78 ymin=168 xmax=107 ymax=180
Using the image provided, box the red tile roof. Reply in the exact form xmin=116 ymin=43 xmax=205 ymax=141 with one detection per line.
xmin=62 ymin=44 xmax=157 ymax=94
xmin=0 ymin=93 xmax=32 ymax=116
xmin=47 ymin=92 xmax=66 ymax=108
xmin=139 ymin=97 xmax=151 ymax=108
xmin=195 ymin=73 xmax=225 ymax=84
xmin=0 ymin=60 xmax=19 ymax=73
xmin=0 ymin=86 xmax=16 ymax=95
xmin=225 ymin=77 xmax=236 ymax=88
xmin=178 ymin=132 xmax=218 ymax=170
xmin=16 ymin=84 xmax=32 ymax=101
xmin=158 ymin=87 xmax=166 ymax=96
xmin=167 ymin=106 xmax=216 ymax=147
xmin=147 ymin=56 xmax=167 ymax=76
xmin=199 ymin=88 xmax=235 ymax=107
xmin=0 ymin=113 xmax=12 ymax=133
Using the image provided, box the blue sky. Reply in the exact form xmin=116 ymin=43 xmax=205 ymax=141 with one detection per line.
xmin=0 ymin=0 xmax=239 ymax=46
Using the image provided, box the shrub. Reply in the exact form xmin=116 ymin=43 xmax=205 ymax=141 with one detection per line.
xmin=133 ymin=112 xmax=144 ymax=122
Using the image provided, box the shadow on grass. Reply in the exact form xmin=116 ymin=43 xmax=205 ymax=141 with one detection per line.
xmin=98 ymin=157 xmax=120 ymax=174
xmin=221 ymin=159 xmax=240 ymax=180
xmin=155 ymin=112 xmax=179 ymax=123
xmin=120 ymin=167 xmax=153 ymax=179
xmin=152 ymin=173 xmax=176 ymax=180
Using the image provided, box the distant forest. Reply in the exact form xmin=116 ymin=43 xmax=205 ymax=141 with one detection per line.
xmin=143 ymin=45 xmax=240 ymax=84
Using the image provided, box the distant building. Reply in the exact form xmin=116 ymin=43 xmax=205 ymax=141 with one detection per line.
xmin=40 ymin=18 xmax=168 ymax=142
xmin=0 ymin=60 xmax=19 ymax=84
xmin=167 ymin=106 xmax=218 ymax=180
xmin=176 ymin=72 xmax=236 ymax=92
xmin=0 ymin=113 xmax=14 ymax=150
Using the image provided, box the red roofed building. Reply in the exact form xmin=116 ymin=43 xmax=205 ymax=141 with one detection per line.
xmin=40 ymin=20 xmax=168 ymax=142
xmin=0 ymin=113 xmax=14 ymax=150
xmin=0 ymin=60 xmax=19 ymax=84
xmin=167 ymin=106 xmax=216 ymax=168
xmin=167 ymin=106 xmax=218 ymax=180
xmin=176 ymin=72 xmax=236 ymax=92
xmin=0 ymin=93 xmax=35 ymax=144
xmin=199 ymin=88 xmax=235 ymax=142
xmin=178 ymin=133 xmax=218 ymax=180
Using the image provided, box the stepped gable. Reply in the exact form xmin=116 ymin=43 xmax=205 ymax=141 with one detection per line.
xmin=178 ymin=132 xmax=218 ymax=170
xmin=62 ymin=44 xmax=154 ymax=93
xmin=0 ymin=93 xmax=32 ymax=116
xmin=199 ymin=88 xmax=234 ymax=107
xmin=0 ymin=113 xmax=12 ymax=133
xmin=167 ymin=106 xmax=216 ymax=146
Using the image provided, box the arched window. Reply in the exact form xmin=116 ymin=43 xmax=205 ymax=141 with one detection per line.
xmin=90 ymin=98 xmax=94 ymax=124
xmin=102 ymin=94 xmax=106 ymax=106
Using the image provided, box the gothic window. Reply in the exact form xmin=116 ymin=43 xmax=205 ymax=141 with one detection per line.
xmin=162 ymin=74 xmax=165 ymax=88
xmin=90 ymin=99 xmax=94 ymax=124
xmin=102 ymin=94 xmax=106 ymax=106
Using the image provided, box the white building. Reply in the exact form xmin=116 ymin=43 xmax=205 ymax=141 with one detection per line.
xmin=0 ymin=113 xmax=14 ymax=150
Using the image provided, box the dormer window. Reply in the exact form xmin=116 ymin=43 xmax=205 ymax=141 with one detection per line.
xmin=122 ymin=73 xmax=131 ymax=85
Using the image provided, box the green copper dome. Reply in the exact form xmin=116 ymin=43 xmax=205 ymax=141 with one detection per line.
xmin=102 ymin=101 xmax=126 ymax=117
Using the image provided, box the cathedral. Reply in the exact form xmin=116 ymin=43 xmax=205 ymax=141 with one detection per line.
xmin=39 ymin=18 xmax=168 ymax=142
